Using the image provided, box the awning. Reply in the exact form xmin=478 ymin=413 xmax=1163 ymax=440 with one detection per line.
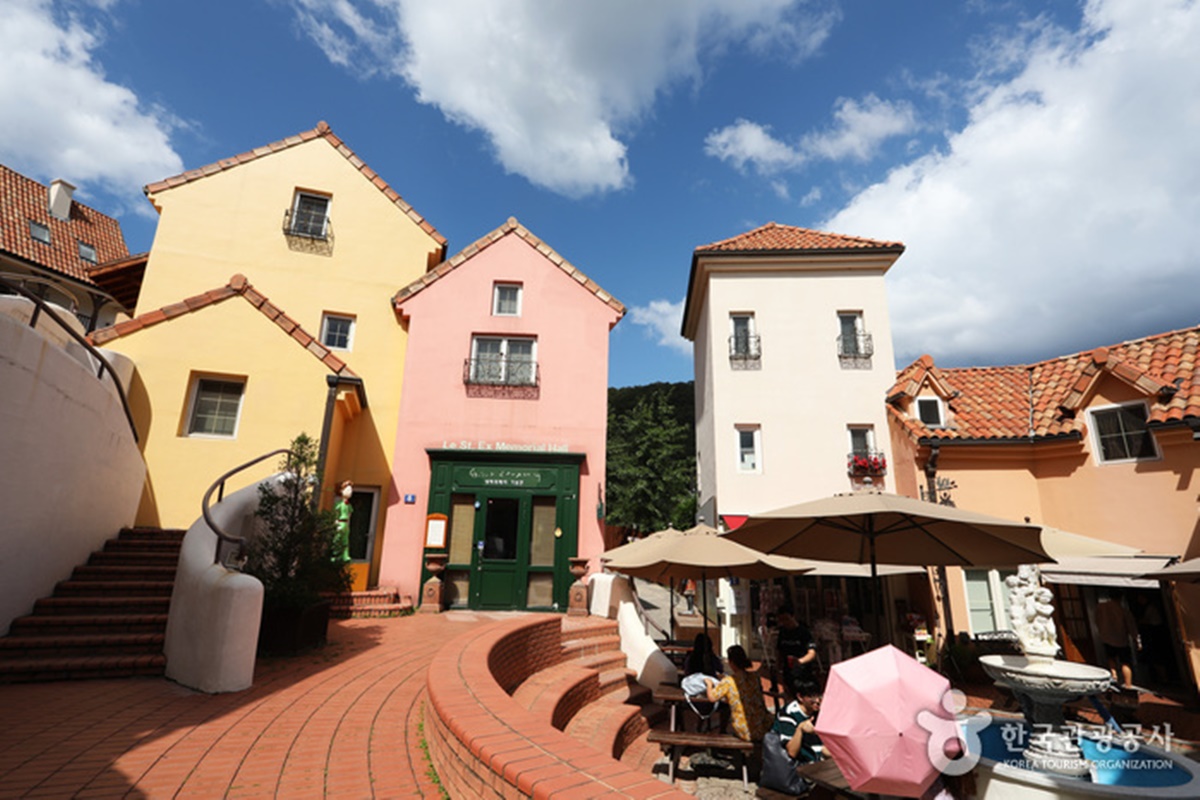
xmin=720 ymin=514 xmax=749 ymax=531
xmin=1041 ymin=555 xmax=1175 ymax=589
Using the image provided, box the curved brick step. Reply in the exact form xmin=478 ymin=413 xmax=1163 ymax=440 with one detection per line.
xmin=566 ymin=693 xmax=669 ymax=759
xmin=118 ymin=527 xmax=185 ymax=541
xmin=561 ymin=633 xmax=622 ymax=661
xmin=325 ymin=588 xmax=414 ymax=619
xmin=88 ymin=551 xmax=178 ymax=567
xmin=102 ymin=538 xmax=184 ymax=553
xmin=0 ymin=654 xmax=166 ymax=683
xmin=512 ymin=660 xmax=600 ymax=730
xmin=0 ymin=632 xmax=164 ymax=658
xmin=577 ymin=648 xmax=629 ymax=673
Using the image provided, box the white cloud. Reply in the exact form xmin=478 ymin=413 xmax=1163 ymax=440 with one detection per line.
xmin=706 ymin=95 xmax=917 ymax=176
xmin=824 ymin=0 xmax=1200 ymax=367
xmin=287 ymin=0 xmax=834 ymax=197
xmin=628 ymin=299 xmax=691 ymax=357
xmin=0 ymin=0 xmax=182 ymax=209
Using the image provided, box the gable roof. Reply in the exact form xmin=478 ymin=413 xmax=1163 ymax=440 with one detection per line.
xmin=392 ymin=216 xmax=625 ymax=318
xmin=695 ymin=222 xmax=905 ymax=254
xmin=682 ymin=222 xmax=905 ymax=339
xmin=1 ymin=164 xmax=130 ymax=287
xmin=143 ymin=121 xmax=446 ymax=249
xmin=889 ymin=326 xmax=1200 ymax=443
xmin=89 ymin=273 xmax=357 ymax=378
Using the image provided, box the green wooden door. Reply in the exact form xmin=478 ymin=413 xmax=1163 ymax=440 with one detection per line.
xmin=472 ymin=492 xmax=526 ymax=609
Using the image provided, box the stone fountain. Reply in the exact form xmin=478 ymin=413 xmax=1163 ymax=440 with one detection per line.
xmin=978 ymin=565 xmax=1113 ymax=777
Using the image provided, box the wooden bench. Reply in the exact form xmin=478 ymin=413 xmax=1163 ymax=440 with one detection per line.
xmin=646 ymin=729 xmax=755 ymax=790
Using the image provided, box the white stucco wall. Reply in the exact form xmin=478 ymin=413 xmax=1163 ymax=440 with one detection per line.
xmin=0 ymin=311 xmax=144 ymax=634
xmin=697 ymin=265 xmax=898 ymax=519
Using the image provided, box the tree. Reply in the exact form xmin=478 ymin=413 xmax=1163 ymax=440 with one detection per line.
xmin=606 ymin=382 xmax=696 ymax=533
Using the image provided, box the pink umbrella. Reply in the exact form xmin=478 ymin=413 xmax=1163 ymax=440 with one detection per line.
xmin=815 ymin=645 xmax=962 ymax=798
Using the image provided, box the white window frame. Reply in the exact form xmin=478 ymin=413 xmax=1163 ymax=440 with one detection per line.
xmin=916 ymin=397 xmax=944 ymax=428
xmin=184 ymin=375 xmax=246 ymax=439
xmin=1088 ymin=401 xmax=1160 ymax=464
xmin=320 ymin=313 xmax=356 ymax=351
xmin=735 ymin=425 xmax=762 ymax=473
xmin=837 ymin=311 xmax=869 ymax=358
xmin=470 ymin=336 xmax=537 ymax=385
xmin=29 ymin=220 xmax=50 ymax=245
xmin=289 ymin=191 xmax=331 ymax=239
xmin=847 ymin=425 xmax=875 ymax=455
xmin=492 ymin=283 xmax=523 ymax=317
xmin=962 ymin=569 xmax=1015 ymax=636
xmin=78 ymin=241 xmax=97 ymax=264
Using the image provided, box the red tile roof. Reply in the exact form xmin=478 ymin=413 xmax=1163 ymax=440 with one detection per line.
xmin=143 ymin=121 xmax=447 ymax=248
xmin=88 ymin=274 xmax=357 ymax=378
xmin=392 ymin=217 xmax=625 ymax=318
xmin=889 ymin=327 xmax=1200 ymax=442
xmin=695 ymin=222 xmax=904 ymax=254
xmin=1 ymin=164 xmax=130 ymax=285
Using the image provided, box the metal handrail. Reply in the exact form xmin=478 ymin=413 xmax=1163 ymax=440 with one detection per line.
xmin=837 ymin=332 xmax=874 ymax=358
xmin=0 ymin=274 xmax=138 ymax=442
xmin=201 ymin=448 xmax=296 ymax=566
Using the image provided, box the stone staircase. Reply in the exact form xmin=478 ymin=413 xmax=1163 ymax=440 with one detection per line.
xmin=0 ymin=527 xmax=183 ymax=683
xmin=511 ymin=618 xmax=669 ymax=770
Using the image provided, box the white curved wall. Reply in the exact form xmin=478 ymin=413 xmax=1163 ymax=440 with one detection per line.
xmin=164 ymin=480 xmax=265 ymax=693
xmin=589 ymin=572 xmax=679 ymax=689
xmin=0 ymin=311 xmax=144 ymax=634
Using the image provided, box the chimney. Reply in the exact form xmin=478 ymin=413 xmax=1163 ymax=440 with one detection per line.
xmin=48 ymin=179 xmax=76 ymax=221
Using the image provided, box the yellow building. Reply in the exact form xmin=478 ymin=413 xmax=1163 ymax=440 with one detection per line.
xmin=91 ymin=122 xmax=445 ymax=590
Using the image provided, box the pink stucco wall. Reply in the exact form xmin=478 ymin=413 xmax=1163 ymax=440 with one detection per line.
xmin=381 ymin=232 xmax=622 ymax=600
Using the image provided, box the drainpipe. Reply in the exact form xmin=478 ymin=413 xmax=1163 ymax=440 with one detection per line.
xmin=923 ymin=444 xmax=957 ymax=643
xmin=314 ymin=375 xmax=341 ymax=509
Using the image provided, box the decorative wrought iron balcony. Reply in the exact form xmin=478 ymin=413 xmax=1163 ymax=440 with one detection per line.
xmin=837 ymin=332 xmax=874 ymax=359
xmin=463 ymin=357 xmax=539 ymax=387
xmin=282 ymin=208 xmax=331 ymax=240
xmin=729 ymin=333 xmax=762 ymax=360
xmin=847 ymin=449 xmax=887 ymax=477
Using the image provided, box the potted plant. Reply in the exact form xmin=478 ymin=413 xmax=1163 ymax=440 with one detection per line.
xmin=847 ymin=452 xmax=888 ymax=477
xmin=243 ymin=433 xmax=351 ymax=655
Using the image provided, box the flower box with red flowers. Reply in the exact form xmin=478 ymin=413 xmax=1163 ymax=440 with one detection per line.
xmin=847 ymin=452 xmax=887 ymax=476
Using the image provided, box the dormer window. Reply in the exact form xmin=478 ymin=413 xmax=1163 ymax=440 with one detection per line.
xmin=493 ymin=283 xmax=522 ymax=316
xmin=29 ymin=221 xmax=50 ymax=245
xmin=78 ymin=242 xmax=97 ymax=264
xmin=917 ymin=397 xmax=944 ymax=427
xmin=1090 ymin=402 xmax=1158 ymax=463
xmin=286 ymin=191 xmax=330 ymax=239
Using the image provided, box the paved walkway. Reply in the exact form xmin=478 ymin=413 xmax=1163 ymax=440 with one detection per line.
xmin=0 ymin=612 xmax=516 ymax=799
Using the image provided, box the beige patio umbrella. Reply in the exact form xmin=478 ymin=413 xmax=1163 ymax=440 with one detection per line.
xmin=602 ymin=523 xmax=813 ymax=639
xmin=727 ymin=492 xmax=1050 ymax=639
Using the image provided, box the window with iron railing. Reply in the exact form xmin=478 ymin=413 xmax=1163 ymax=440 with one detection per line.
xmin=837 ymin=312 xmax=873 ymax=359
xmin=465 ymin=336 xmax=538 ymax=386
xmin=729 ymin=332 xmax=761 ymax=360
xmin=283 ymin=192 xmax=331 ymax=239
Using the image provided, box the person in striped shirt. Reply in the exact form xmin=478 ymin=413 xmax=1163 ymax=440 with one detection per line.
xmin=773 ymin=676 xmax=822 ymax=763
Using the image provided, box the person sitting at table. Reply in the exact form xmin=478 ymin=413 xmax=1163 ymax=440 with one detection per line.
xmin=681 ymin=633 xmax=726 ymax=730
xmin=760 ymin=675 xmax=823 ymax=794
xmin=684 ymin=633 xmax=723 ymax=679
xmin=704 ymin=645 xmax=772 ymax=743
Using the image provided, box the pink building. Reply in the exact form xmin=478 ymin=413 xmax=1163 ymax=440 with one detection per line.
xmin=382 ymin=219 xmax=624 ymax=609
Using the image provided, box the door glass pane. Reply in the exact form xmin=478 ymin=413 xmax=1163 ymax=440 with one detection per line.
xmin=530 ymin=497 xmax=556 ymax=567
xmin=448 ymin=494 xmax=475 ymax=565
xmin=483 ymin=497 xmax=519 ymax=560
xmin=347 ymin=491 xmax=374 ymax=561
xmin=849 ymin=427 xmax=871 ymax=455
xmin=527 ymin=573 xmax=554 ymax=607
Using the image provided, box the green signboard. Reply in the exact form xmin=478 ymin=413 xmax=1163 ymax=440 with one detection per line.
xmin=454 ymin=465 xmax=558 ymax=489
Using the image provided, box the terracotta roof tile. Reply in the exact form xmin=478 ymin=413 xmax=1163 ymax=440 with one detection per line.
xmin=1 ymin=164 xmax=131 ymax=288
xmin=890 ymin=326 xmax=1200 ymax=442
xmin=695 ymin=222 xmax=904 ymax=254
xmin=391 ymin=217 xmax=626 ymax=319
xmin=87 ymin=273 xmax=357 ymax=378
xmin=143 ymin=121 xmax=446 ymax=248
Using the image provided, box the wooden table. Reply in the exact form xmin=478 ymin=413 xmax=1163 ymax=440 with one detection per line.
xmin=795 ymin=759 xmax=872 ymax=798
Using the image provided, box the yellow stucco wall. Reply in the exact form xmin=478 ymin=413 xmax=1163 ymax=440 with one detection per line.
xmin=109 ymin=138 xmax=442 ymax=584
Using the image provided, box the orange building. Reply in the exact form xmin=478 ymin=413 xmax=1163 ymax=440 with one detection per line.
xmin=887 ymin=327 xmax=1200 ymax=691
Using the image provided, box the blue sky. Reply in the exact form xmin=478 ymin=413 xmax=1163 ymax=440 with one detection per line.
xmin=3 ymin=0 xmax=1198 ymax=387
